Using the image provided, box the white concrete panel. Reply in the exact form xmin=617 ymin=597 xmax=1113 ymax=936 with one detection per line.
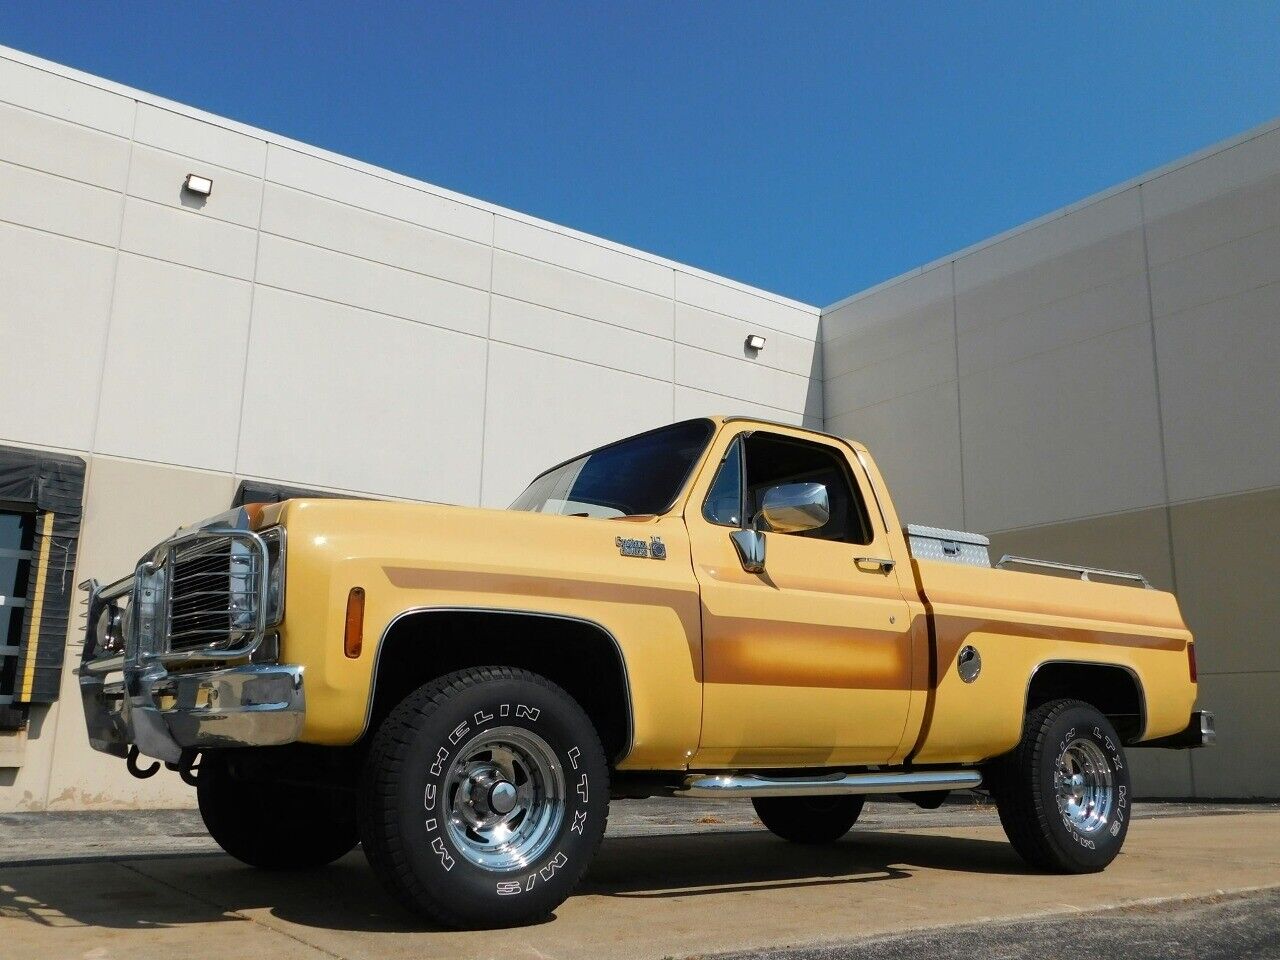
xmin=119 ymin=197 xmax=257 ymax=280
xmin=955 ymin=189 xmax=1145 ymax=330
xmin=494 ymin=216 xmax=675 ymax=297
xmin=0 ymin=223 xmax=115 ymax=451
xmin=675 ymin=345 xmax=820 ymax=418
xmin=824 ymin=335 xmax=956 ymax=417
xmin=959 ymin=324 xmax=1166 ymax=532
xmin=676 ymin=301 xmax=819 ymax=379
xmin=94 ymin=255 xmax=252 ymax=471
xmin=821 ymin=264 xmax=953 ymax=347
xmin=674 ymin=386 xmax=815 ymax=429
xmin=1170 ymin=488 xmax=1280 ymax=676
xmin=0 ymin=160 xmax=121 ymax=246
xmin=492 ymin=250 xmax=674 ymax=339
xmin=255 ymin=234 xmax=489 ymax=337
xmin=489 ymin=296 xmax=673 ymax=381
xmin=0 ymin=101 xmax=130 ymax=190
xmin=1143 ymin=167 xmax=1280 ymax=268
xmin=265 ymin=145 xmax=494 ymax=244
xmin=957 ymin=271 xmax=1150 ymax=377
xmin=675 ymin=271 xmax=820 ymax=340
xmin=127 ymin=144 xmax=264 ymax=229
xmin=480 ymin=343 xmax=672 ymax=507
xmin=1128 ymin=746 xmax=1194 ymax=798
xmin=1142 ymin=125 xmax=1280 ymax=227
xmin=238 ymin=286 xmax=486 ymax=503
xmin=1190 ymin=671 xmax=1280 ymax=798
xmin=133 ymin=103 xmax=267 ymax=176
xmin=826 ymin=382 xmax=965 ymax=530
xmin=1155 ymin=280 xmax=1280 ymax=502
xmin=0 ymin=54 xmax=134 ymax=136
xmin=1148 ymin=221 xmax=1280 ymax=320
xmin=261 ymin=184 xmax=491 ymax=290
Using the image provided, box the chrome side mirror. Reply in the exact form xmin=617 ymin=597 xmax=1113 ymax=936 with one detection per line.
xmin=759 ymin=482 xmax=829 ymax=533
xmin=729 ymin=482 xmax=830 ymax=574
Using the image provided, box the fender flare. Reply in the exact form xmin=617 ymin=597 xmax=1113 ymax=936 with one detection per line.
xmin=359 ymin=605 xmax=635 ymax=758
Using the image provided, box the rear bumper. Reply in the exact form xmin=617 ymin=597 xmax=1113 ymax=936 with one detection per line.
xmin=80 ymin=662 xmax=305 ymax=763
xmin=1142 ymin=709 xmax=1215 ymax=749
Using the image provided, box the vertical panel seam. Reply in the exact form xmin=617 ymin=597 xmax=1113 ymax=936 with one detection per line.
xmin=85 ymin=100 xmax=138 ymax=457
xmin=52 ymin=96 xmax=138 ymax=809
xmin=671 ymin=275 xmax=678 ymax=421
xmin=1138 ymin=183 xmax=1194 ymax=798
xmin=229 ymin=140 xmax=271 ymax=484
xmin=951 ymin=259 xmax=967 ymax=529
xmin=1137 ymin=185 xmax=1178 ymax=589
xmin=476 ymin=217 xmax=497 ymax=506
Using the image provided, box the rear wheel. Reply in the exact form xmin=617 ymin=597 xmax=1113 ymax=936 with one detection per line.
xmin=753 ymin=794 xmax=865 ymax=844
xmin=358 ymin=666 xmax=609 ymax=929
xmin=988 ymin=698 xmax=1131 ymax=873
xmin=197 ymin=754 xmax=358 ymax=869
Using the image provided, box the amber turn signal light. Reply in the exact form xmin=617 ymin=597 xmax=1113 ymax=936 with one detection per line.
xmin=344 ymin=587 xmax=365 ymax=659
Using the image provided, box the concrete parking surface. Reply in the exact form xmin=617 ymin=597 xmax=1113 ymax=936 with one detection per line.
xmin=1 ymin=800 xmax=1277 ymax=960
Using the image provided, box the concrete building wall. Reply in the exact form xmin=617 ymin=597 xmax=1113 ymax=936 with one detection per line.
xmin=0 ymin=47 xmax=819 ymax=810
xmin=823 ymin=119 xmax=1280 ymax=799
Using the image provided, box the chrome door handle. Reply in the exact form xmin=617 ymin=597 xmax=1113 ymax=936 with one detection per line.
xmin=854 ymin=556 xmax=896 ymax=573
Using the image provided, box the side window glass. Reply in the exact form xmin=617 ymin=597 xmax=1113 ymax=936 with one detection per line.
xmin=743 ymin=434 xmax=873 ymax=545
xmin=702 ymin=438 xmax=743 ymax=527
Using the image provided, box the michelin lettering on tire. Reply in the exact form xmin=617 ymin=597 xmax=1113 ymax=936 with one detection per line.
xmin=358 ymin=666 xmax=609 ymax=928
xmin=415 ymin=697 xmax=592 ymax=896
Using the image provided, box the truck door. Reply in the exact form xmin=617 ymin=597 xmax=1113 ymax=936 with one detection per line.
xmin=687 ymin=427 xmax=916 ymax=767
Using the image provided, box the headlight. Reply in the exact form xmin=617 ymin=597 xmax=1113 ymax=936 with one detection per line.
xmin=261 ymin=527 xmax=285 ymax=627
xmin=94 ymin=603 xmax=125 ymax=655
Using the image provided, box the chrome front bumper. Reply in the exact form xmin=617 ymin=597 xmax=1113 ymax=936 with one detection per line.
xmin=81 ymin=661 xmax=305 ymax=763
xmin=78 ymin=512 xmax=301 ymax=763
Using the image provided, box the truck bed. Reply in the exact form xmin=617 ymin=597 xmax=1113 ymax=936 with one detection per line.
xmin=906 ymin=554 xmax=1196 ymax=764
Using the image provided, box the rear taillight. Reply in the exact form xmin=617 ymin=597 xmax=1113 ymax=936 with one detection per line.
xmin=1187 ymin=642 xmax=1198 ymax=683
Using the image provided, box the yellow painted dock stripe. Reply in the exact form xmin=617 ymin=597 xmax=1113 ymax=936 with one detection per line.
xmin=19 ymin=512 xmax=54 ymax=702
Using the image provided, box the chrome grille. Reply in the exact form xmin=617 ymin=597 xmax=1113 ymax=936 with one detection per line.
xmin=165 ymin=532 xmax=265 ymax=652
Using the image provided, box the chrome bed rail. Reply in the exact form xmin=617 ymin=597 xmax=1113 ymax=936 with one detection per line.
xmin=995 ymin=554 xmax=1152 ymax=589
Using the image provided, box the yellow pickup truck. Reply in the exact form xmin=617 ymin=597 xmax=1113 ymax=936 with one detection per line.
xmin=79 ymin=416 xmax=1211 ymax=928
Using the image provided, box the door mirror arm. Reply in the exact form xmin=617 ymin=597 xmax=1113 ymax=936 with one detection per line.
xmin=730 ymin=526 xmax=766 ymax=574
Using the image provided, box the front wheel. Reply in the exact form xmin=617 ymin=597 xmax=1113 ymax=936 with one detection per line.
xmin=358 ymin=666 xmax=609 ymax=929
xmin=753 ymin=794 xmax=865 ymax=844
xmin=988 ymin=698 xmax=1131 ymax=873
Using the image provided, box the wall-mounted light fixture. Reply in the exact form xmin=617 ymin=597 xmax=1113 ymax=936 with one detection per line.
xmin=745 ymin=334 xmax=767 ymax=351
xmin=183 ymin=173 xmax=213 ymax=197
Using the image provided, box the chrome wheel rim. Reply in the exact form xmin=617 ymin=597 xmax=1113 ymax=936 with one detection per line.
xmin=1054 ymin=737 xmax=1114 ymax=835
xmin=441 ymin=725 xmax=565 ymax=871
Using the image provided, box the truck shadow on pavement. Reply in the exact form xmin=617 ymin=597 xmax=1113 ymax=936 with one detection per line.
xmin=0 ymin=828 xmax=1030 ymax=935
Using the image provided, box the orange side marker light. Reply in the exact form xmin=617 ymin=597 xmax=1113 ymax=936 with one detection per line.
xmin=344 ymin=587 xmax=365 ymax=659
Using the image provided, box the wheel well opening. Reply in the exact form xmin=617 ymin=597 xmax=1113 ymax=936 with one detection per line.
xmin=1026 ymin=662 xmax=1145 ymax=742
xmin=366 ymin=610 xmax=632 ymax=764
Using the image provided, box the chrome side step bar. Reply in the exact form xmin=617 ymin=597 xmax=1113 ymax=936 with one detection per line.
xmin=679 ymin=769 xmax=982 ymax=798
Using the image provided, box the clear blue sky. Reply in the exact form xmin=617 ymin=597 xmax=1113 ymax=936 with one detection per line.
xmin=3 ymin=2 xmax=1279 ymax=305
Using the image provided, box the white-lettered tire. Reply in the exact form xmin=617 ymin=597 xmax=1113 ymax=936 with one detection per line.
xmin=988 ymin=698 xmax=1131 ymax=873
xmin=358 ymin=666 xmax=609 ymax=929
xmin=753 ymin=795 xmax=865 ymax=844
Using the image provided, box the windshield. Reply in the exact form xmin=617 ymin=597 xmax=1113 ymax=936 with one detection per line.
xmin=510 ymin=419 xmax=715 ymax=518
